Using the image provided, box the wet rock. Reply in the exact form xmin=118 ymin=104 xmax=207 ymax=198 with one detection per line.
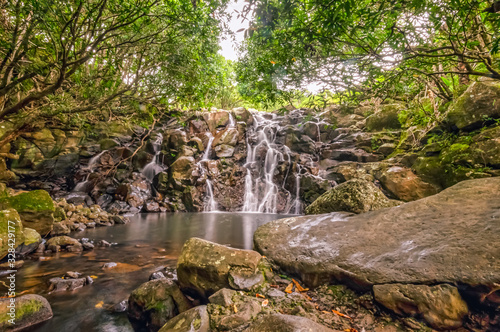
xmin=16 ymin=227 xmax=42 ymax=256
xmin=243 ymin=314 xmax=335 ymax=332
xmin=203 ymin=111 xmax=230 ymax=132
xmin=149 ymin=272 xmax=166 ymax=280
xmin=374 ymin=283 xmax=468 ymax=330
xmin=376 ymin=166 xmax=439 ymax=201
xmin=158 ymin=305 xmax=210 ymax=332
xmin=102 ymin=262 xmax=118 ymax=269
xmin=255 ymin=177 xmax=500 ymax=304
xmin=229 ymin=268 xmax=265 ymax=291
xmin=214 ymin=144 xmax=235 ymax=158
xmin=305 ymin=179 xmax=398 ymax=215
xmin=48 ymin=277 xmax=87 ymax=292
xmin=145 ymin=200 xmax=160 ymax=212
xmin=97 ymin=240 xmax=111 ymax=247
xmin=0 ymin=189 xmax=55 ymax=235
xmin=445 ymin=80 xmax=500 ymax=131
xmin=210 ymin=299 xmax=262 ymax=330
xmin=0 ymin=294 xmax=53 ymax=331
xmin=51 ymin=222 xmax=70 ymax=236
xmin=113 ymin=300 xmax=128 ymax=313
xmin=64 ymin=271 xmax=81 ymax=279
xmin=111 ymin=215 xmax=130 ymax=224
xmin=214 ymin=128 xmax=239 ymax=147
xmin=96 ymin=194 xmax=113 ymax=209
xmin=365 ymin=104 xmax=402 ymax=132
xmin=128 ymin=278 xmax=192 ymax=332
xmin=170 ymin=156 xmax=196 ymax=181
xmin=208 ymin=288 xmax=236 ymax=307
xmin=177 ymin=238 xmax=262 ymax=299
xmin=46 ymin=236 xmax=83 ymax=252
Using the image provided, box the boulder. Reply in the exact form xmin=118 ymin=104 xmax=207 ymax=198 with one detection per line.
xmin=373 ymin=283 xmax=468 ymax=330
xmin=0 ymin=294 xmax=53 ymax=331
xmin=305 ymin=179 xmax=398 ymax=215
xmin=214 ymin=144 xmax=235 ymax=158
xmin=48 ymin=277 xmax=87 ymax=292
xmin=158 ymin=305 xmax=209 ymax=332
xmin=243 ymin=314 xmax=336 ymax=332
xmin=177 ymin=238 xmax=263 ymax=299
xmin=0 ymin=209 xmax=24 ymax=259
xmin=255 ymin=177 xmax=500 ymax=304
xmin=445 ymin=80 xmax=500 ymax=131
xmin=213 ymin=128 xmax=239 ymax=147
xmin=16 ymin=227 xmax=42 ymax=256
xmin=170 ymin=157 xmax=195 ymax=182
xmin=128 ymin=278 xmax=192 ymax=332
xmin=0 ymin=190 xmax=55 ymax=235
xmin=376 ymin=166 xmax=440 ymax=201
xmin=365 ymin=104 xmax=403 ymax=132
xmin=232 ymin=107 xmax=253 ymax=124
xmin=46 ymin=236 xmax=83 ymax=252
xmin=203 ymin=111 xmax=230 ymax=132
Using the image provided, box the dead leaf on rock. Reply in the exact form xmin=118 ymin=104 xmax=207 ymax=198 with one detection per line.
xmin=284 ymin=283 xmax=294 ymax=293
xmin=332 ymin=309 xmax=352 ymax=320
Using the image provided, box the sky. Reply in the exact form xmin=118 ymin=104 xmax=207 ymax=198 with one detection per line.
xmin=219 ymin=0 xmax=249 ymax=61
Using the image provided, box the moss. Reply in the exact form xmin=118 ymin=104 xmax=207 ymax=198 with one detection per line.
xmin=0 ymin=190 xmax=54 ymax=212
xmin=0 ymin=299 xmax=43 ymax=324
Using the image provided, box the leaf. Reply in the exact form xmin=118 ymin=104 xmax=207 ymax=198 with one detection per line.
xmin=262 ymin=299 xmax=269 ymax=307
xmin=256 ymin=293 xmax=265 ymax=298
xmin=233 ymin=304 xmax=238 ymax=313
xmin=95 ymin=301 xmax=104 ymax=308
xmin=284 ymin=283 xmax=294 ymax=293
xmin=332 ymin=309 xmax=352 ymax=320
xmin=292 ymin=279 xmax=309 ymax=292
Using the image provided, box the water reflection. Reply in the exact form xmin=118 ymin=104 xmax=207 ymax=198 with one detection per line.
xmin=14 ymin=212 xmax=288 ymax=332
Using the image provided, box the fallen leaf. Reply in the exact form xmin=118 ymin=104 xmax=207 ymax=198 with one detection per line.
xmin=284 ymin=283 xmax=294 ymax=294
xmin=344 ymin=329 xmax=358 ymax=332
xmin=292 ymin=279 xmax=309 ymax=292
xmin=332 ymin=309 xmax=352 ymax=320
xmin=256 ymin=293 xmax=265 ymax=298
xmin=233 ymin=304 xmax=238 ymax=313
xmin=262 ymin=299 xmax=269 ymax=307
xmin=90 ymin=275 xmax=98 ymax=279
xmin=95 ymin=301 xmax=104 ymax=309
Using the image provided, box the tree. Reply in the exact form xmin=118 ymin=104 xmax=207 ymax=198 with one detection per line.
xmin=236 ymin=0 xmax=500 ymax=106
xmin=0 ymin=0 xmax=229 ymax=145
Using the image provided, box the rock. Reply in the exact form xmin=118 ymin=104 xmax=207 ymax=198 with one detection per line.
xmin=233 ymin=107 xmax=253 ymax=124
xmin=0 ymin=190 xmax=55 ymax=235
xmin=48 ymin=277 xmax=87 ymax=292
xmin=16 ymin=227 xmax=42 ymax=256
xmin=170 ymin=156 xmax=196 ymax=181
xmin=243 ymin=314 xmax=335 ymax=332
xmin=377 ymin=143 xmax=396 ymax=156
xmin=255 ymin=178 xmax=500 ymax=303
xmin=149 ymin=272 xmax=166 ymax=280
xmin=214 ymin=128 xmax=239 ymax=147
xmin=111 ymin=215 xmax=129 ymax=224
xmin=208 ymin=288 xmax=236 ymax=307
xmin=365 ymin=104 xmax=403 ymax=132
xmin=445 ymin=80 xmax=500 ymax=131
xmin=203 ymin=111 xmax=230 ymax=132
xmin=158 ymin=305 xmax=210 ymax=332
xmin=99 ymin=138 xmax=120 ymax=150
xmin=214 ymin=144 xmax=235 ymax=158
xmin=82 ymin=242 xmax=94 ymax=250
xmin=97 ymin=240 xmax=111 ymax=247
xmin=46 ymin=236 xmax=83 ymax=252
xmin=64 ymin=271 xmax=81 ymax=279
xmin=128 ymin=278 xmax=192 ymax=332
xmin=51 ymin=222 xmax=70 ymax=236
xmin=0 ymin=209 xmax=25 ymax=259
xmin=113 ymin=300 xmax=128 ymax=313
xmin=177 ymin=238 xmax=262 ymax=299
xmin=229 ymin=268 xmax=265 ymax=291
xmin=0 ymin=294 xmax=53 ymax=331
xmin=373 ymin=283 xmax=468 ymax=330
xmin=376 ymin=166 xmax=439 ymax=201
xmin=211 ymin=299 xmax=262 ymax=330
xmin=305 ymin=179 xmax=398 ymax=215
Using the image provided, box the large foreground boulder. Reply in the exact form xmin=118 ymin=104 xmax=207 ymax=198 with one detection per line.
xmin=177 ymin=238 xmax=263 ymax=299
xmin=255 ymin=177 xmax=500 ymax=298
xmin=0 ymin=294 xmax=53 ymax=331
xmin=243 ymin=314 xmax=336 ymax=332
xmin=0 ymin=190 xmax=55 ymax=235
xmin=305 ymin=179 xmax=398 ymax=215
xmin=0 ymin=209 xmax=24 ymax=259
xmin=128 ymin=278 xmax=192 ymax=332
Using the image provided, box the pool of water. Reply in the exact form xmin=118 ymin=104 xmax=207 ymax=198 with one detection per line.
xmin=15 ymin=212 xmax=289 ymax=332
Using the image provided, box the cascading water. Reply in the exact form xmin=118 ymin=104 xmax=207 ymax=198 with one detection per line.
xmin=198 ymin=132 xmax=218 ymax=212
xmin=142 ymin=133 xmax=164 ymax=182
xmin=73 ymin=150 xmax=107 ymax=192
xmin=243 ymin=112 xmax=288 ymax=213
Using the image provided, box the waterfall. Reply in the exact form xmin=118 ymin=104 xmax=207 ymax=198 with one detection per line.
xmin=242 ymin=112 xmax=285 ymax=213
xmin=73 ymin=150 xmax=107 ymax=192
xmin=142 ymin=133 xmax=164 ymax=182
xmin=291 ymin=165 xmax=303 ymax=214
xmin=228 ymin=113 xmax=236 ymax=128
xmin=198 ymin=132 xmax=218 ymax=212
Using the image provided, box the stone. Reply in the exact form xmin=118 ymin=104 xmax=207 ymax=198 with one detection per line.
xmin=229 ymin=268 xmax=265 ymax=291
xmin=113 ymin=300 xmax=128 ymax=313
xmin=128 ymin=278 xmax=192 ymax=332
xmin=170 ymin=156 xmax=196 ymax=181
xmin=255 ymin=178 xmax=500 ymax=303
xmin=203 ymin=111 xmax=230 ymax=132
xmin=0 ymin=209 xmax=24 ymax=259
xmin=214 ymin=144 xmax=235 ymax=158
xmin=46 ymin=236 xmax=83 ymax=252
xmin=51 ymin=222 xmax=70 ymax=236
xmin=214 ymin=128 xmax=239 ymax=147
xmin=445 ymin=80 xmax=500 ymax=131
xmin=158 ymin=305 xmax=210 ymax=332
xmin=0 ymin=190 xmax=55 ymax=235
xmin=48 ymin=277 xmax=87 ymax=292
xmin=243 ymin=314 xmax=335 ymax=332
xmin=177 ymin=238 xmax=262 ymax=299
xmin=0 ymin=294 xmax=53 ymax=331
xmin=305 ymin=179 xmax=398 ymax=215
xmin=16 ymin=227 xmax=42 ymax=256
xmin=376 ymin=166 xmax=439 ymax=201
xmin=99 ymin=138 xmax=120 ymax=150
xmin=373 ymin=283 xmax=468 ymax=330
xmin=233 ymin=107 xmax=253 ymax=124
xmin=208 ymin=288 xmax=236 ymax=307
xmin=111 ymin=215 xmax=130 ymax=224
xmin=365 ymin=104 xmax=403 ymax=132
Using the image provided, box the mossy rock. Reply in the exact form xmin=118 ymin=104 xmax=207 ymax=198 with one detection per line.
xmin=0 ymin=190 xmax=55 ymax=235
xmin=0 ymin=209 xmax=24 ymax=259
xmin=99 ymin=138 xmax=120 ymax=150
xmin=16 ymin=227 xmax=42 ymax=256
xmin=0 ymin=294 xmax=53 ymax=331
xmin=365 ymin=104 xmax=403 ymax=132
xmin=305 ymin=179 xmax=399 ymax=215
xmin=445 ymin=81 xmax=500 ymax=131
